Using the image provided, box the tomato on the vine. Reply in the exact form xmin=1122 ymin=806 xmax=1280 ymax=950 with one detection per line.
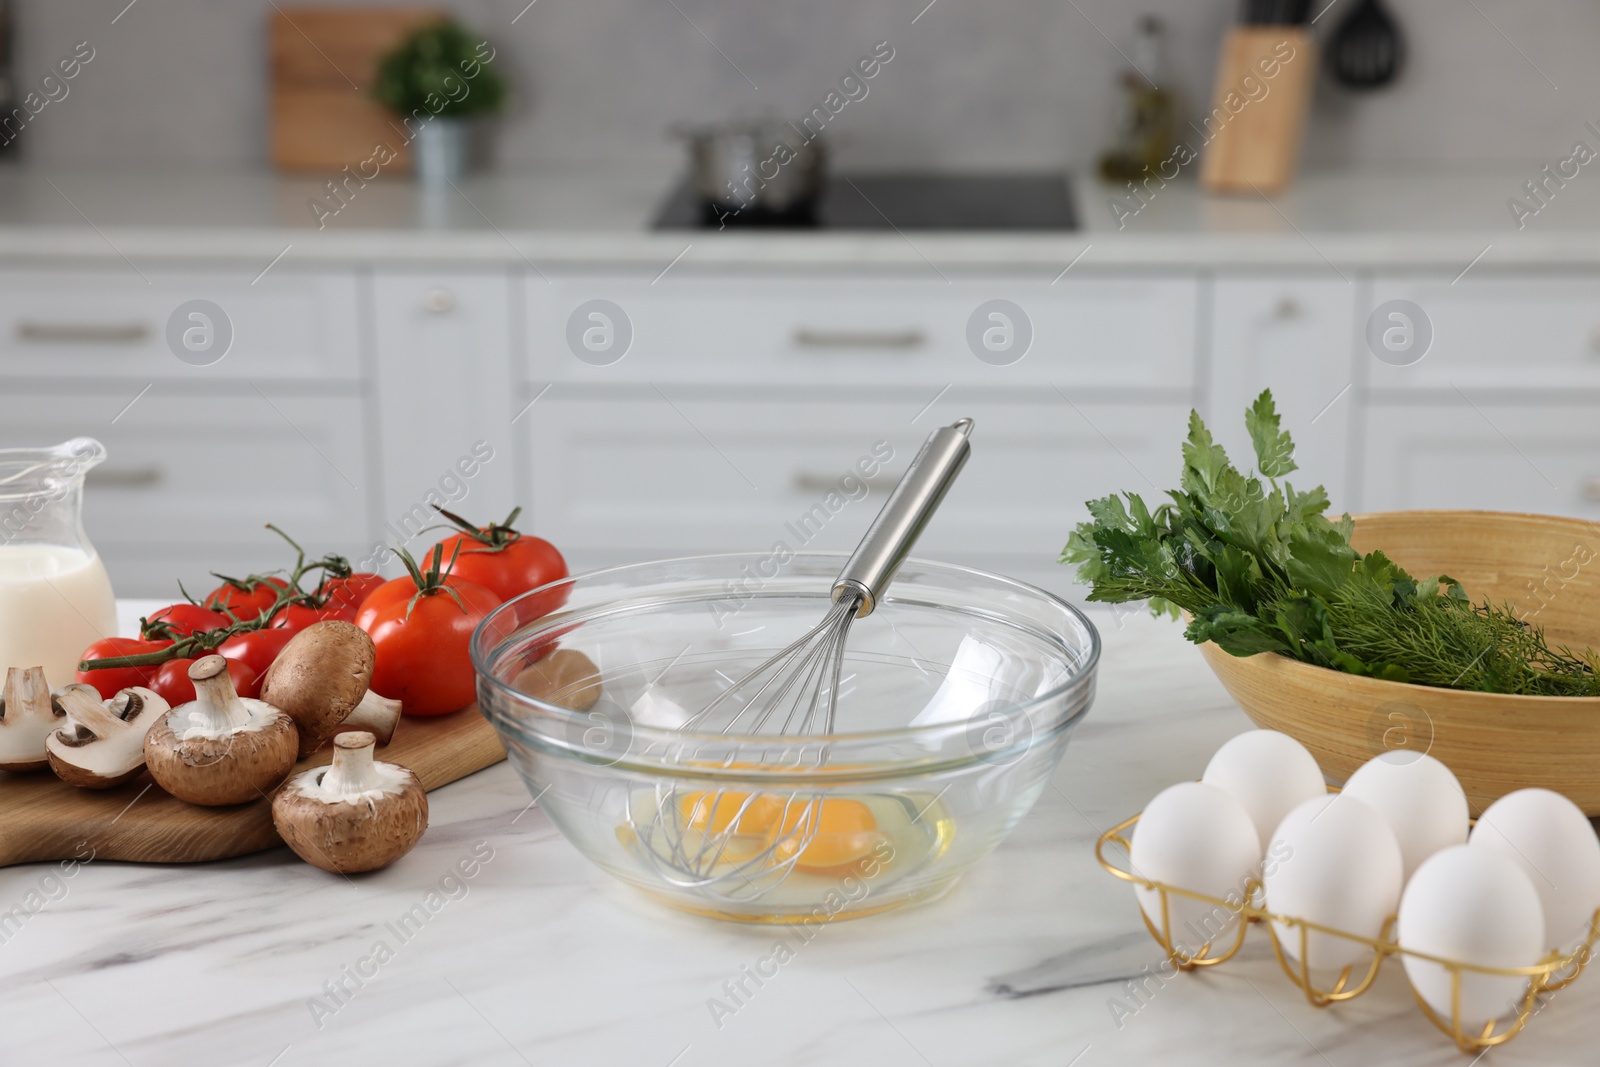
xmin=76 ymin=637 xmax=172 ymax=698
xmin=323 ymin=573 xmax=386 ymax=618
xmin=153 ymin=656 xmax=258 ymax=706
xmin=432 ymin=507 xmax=567 ymax=614
xmin=204 ymin=576 xmax=290 ymax=622
xmin=356 ymin=546 xmax=502 ymax=717
xmin=218 ymin=628 xmax=295 ymax=698
xmin=269 ymin=572 xmax=385 ymax=630
xmin=143 ymin=603 xmax=229 ymax=640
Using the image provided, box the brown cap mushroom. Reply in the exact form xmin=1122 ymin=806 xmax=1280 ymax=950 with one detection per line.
xmin=260 ymin=621 xmax=401 ymax=758
xmin=512 ymin=649 xmax=602 ymax=712
xmin=44 ymin=685 xmax=170 ymax=788
xmin=0 ymin=666 xmax=63 ymax=772
xmin=272 ymin=731 xmax=428 ymax=873
xmin=144 ymin=655 xmax=299 ymax=806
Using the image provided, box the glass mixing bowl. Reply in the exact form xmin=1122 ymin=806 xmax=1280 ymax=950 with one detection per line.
xmin=473 ymin=553 xmax=1099 ymax=923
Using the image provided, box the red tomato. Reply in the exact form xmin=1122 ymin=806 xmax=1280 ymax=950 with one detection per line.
xmin=270 ymin=573 xmax=386 ymax=630
xmin=218 ymin=628 xmax=295 ymax=698
xmin=267 ymin=602 xmax=323 ymax=633
xmin=324 ymin=573 xmax=386 ymax=618
xmin=76 ymin=637 xmax=172 ymax=698
xmin=153 ymin=656 xmax=258 ymax=707
xmin=356 ymin=576 xmax=502 ymax=716
xmin=436 ymin=531 xmax=568 ymax=609
xmin=204 ymin=576 xmax=290 ymax=622
xmin=143 ymin=603 xmax=229 ymax=640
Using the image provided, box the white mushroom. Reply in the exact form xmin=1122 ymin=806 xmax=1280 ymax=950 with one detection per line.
xmin=260 ymin=621 xmax=400 ymax=758
xmin=45 ymin=684 xmax=170 ymax=789
xmin=0 ymin=666 xmax=62 ymax=772
xmin=272 ymin=731 xmax=428 ymax=873
xmin=144 ymin=654 xmax=299 ymax=806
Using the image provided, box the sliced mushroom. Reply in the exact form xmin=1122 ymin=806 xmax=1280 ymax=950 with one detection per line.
xmin=0 ymin=666 xmax=62 ymax=772
xmin=144 ymin=655 xmax=299 ymax=806
xmin=260 ymin=621 xmax=399 ymax=758
xmin=272 ymin=731 xmax=428 ymax=873
xmin=45 ymin=685 xmax=170 ymax=789
xmin=512 ymin=649 xmax=602 ymax=712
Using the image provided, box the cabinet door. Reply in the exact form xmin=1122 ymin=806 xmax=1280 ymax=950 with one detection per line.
xmin=1361 ymin=402 xmax=1600 ymax=520
xmin=0 ymin=268 xmax=362 ymax=382
xmin=371 ymin=272 xmax=519 ymax=553
xmin=524 ymin=273 xmax=1200 ymax=391
xmin=1365 ymin=274 xmax=1600 ymax=393
xmin=0 ymin=386 xmax=371 ymax=597
xmin=519 ymin=393 xmax=1190 ymax=600
xmin=1208 ymin=277 xmax=1356 ymax=509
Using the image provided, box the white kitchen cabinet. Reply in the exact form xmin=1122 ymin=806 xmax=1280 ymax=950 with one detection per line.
xmin=1359 ymin=401 xmax=1600 ymax=520
xmin=1207 ymin=276 xmax=1358 ymax=509
xmin=519 ymin=391 xmax=1189 ymax=598
xmin=0 ymin=268 xmax=363 ymax=382
xmin=370 ymin=271 xmax=520 ymax=559
xmin=0 ymin=385 xmax=371 ymax=596
xmin=1365 ymin=273 xmax=1600 ymax=393
xmin=523 ymin=273 xmax=1200 ymax=392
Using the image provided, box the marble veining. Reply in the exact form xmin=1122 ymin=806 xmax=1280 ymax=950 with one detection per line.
xmin=1 ymin=608 xmax=1594 ymax=1066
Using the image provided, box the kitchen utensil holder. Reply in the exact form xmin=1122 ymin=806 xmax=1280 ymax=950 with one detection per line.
xmin=1096 ymin=804 xmax=1599 ymax=1054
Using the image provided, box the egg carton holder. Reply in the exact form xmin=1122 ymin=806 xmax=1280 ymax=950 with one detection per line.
xmin=1096 ymin=806 xmax=1600 ymax=1055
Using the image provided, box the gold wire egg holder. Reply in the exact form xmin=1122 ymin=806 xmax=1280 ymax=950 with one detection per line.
xmin=1096 ymin=809 xmax=1600 ymax=1054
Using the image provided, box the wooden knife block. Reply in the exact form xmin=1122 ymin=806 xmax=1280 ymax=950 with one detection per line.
xmin=1199 ymin=28 xmax=1316 ymax=195
xmin=270 ymin=6 xmax=445 ymax=173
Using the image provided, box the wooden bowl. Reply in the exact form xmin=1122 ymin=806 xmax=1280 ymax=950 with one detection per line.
xmin=1198 ymin=510 xmax=1600 ymax=815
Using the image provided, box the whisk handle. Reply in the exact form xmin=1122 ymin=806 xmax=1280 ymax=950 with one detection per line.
xmin=832 ymin=418 xmax=973 ymax=616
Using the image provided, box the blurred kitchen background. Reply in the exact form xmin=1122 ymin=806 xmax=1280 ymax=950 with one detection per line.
xmin=8 ymin=0 xmax=1599 ymax=171
xmin=1 ymin=0 xmax=1597 ymax=599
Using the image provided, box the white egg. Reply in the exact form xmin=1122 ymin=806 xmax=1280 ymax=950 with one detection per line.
xmin=1341 ymin=751 xmax=1469 ymax=883
xmin=1129 ymin=782 xmax=1262 ymax=956
xmin=1202 ymin=729 xmax=1327 ymax=854
xmin=1399 ymin=845 xmax=1547 ymax=1031
xmin=1264 ymin=793 xmax=1403 ymax=971
xmin=1470 ymin=789 xmax=1600 ymax=952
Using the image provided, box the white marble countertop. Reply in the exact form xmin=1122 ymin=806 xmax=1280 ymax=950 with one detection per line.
xmin=3 ymin=163 xmax=1599 ymax=271
xmin=2 ymin=605 xmax=1594 ymax=1067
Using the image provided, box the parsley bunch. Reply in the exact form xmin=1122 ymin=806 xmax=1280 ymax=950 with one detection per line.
xmin=1061 ymin=391 xmax=1600 ymax=696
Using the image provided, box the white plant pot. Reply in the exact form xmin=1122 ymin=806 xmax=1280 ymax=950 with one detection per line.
xmin=412 ymin=118 xmax=469 ymax=187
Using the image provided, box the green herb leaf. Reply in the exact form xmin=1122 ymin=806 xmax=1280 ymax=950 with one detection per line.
xmin=1245 ymin=390 xmax=1298 ymax=478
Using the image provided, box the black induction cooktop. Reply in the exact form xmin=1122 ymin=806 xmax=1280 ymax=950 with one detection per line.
xmin=653 ymin=173 xmax=1077 ymax=231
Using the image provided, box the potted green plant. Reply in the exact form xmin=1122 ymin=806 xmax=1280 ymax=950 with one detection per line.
xmin=373 ymin=19 xmax=507 ymax=187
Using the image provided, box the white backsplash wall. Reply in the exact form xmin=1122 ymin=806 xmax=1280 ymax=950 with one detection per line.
xmin=9 ymin=0 xmax=1599 ymax=173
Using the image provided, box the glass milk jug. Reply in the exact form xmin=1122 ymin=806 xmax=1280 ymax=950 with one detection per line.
xmin=0 ymin=438 xmax=118 ymax=688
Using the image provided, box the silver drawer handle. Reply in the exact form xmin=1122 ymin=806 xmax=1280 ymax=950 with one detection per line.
xmin=792 ymin=328 xmax=926 ymax=350
xmin=16 ymin=321 xmax=151 ymax=345
xmin=86 ymin=466 xmax=163 ymax=489
xmin=791 ymin=471 xmax=900 ymax=495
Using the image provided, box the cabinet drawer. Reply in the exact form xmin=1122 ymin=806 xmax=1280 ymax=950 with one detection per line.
xmin=0 ymin=387 xmax=372 ymax=592
xmin=525 ymin=274 xmax=1198 ymax=390
xmin=1365 ymin=275 xmax=1600 ymax=392
xmin=0 ymin=269 xmax=362 ymax=381
xmin=521 ymin=395 xmax=1190 ymax=582
xmin=1359 ymin=402 xmax=1600 ymax=519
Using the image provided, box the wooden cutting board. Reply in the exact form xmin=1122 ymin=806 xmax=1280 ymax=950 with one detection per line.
xmin=269 ymin=6 xmax=445 ymax=172
xmin=1199 ymin=27 xmax=1316 ymax=194
xmin=0 ymin=707 xmax=505 ymax=869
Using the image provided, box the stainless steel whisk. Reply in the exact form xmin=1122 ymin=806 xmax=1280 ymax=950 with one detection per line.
xmin=634 ymin=418 xmax=974 ymax=897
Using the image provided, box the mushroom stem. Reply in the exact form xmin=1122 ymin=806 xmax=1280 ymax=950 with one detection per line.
xmin=322 ymin=732 xmax=381 ymax=796
xmin=184 ymin=656 xmax=253 ymax=738
xmin=343 ymin=691 xmax=401 ymax=746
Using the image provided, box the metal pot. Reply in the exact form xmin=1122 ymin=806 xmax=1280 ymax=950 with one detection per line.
xmin=673 ymin=120 xmax=826 ymax=216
